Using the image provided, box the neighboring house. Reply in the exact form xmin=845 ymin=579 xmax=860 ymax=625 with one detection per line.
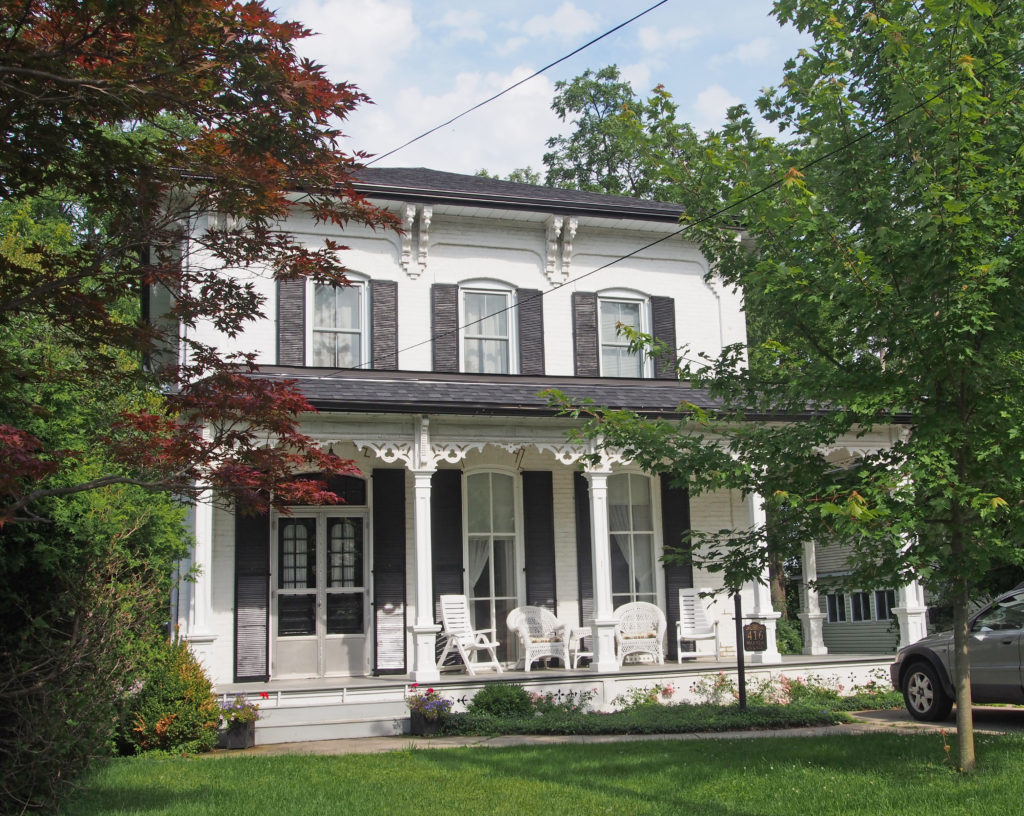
xmin=170 ymin=168 xmax=917 ymax=687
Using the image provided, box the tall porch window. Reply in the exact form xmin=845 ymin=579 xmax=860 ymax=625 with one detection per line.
xmin=608 ymin=473 xmax=657 ymax=606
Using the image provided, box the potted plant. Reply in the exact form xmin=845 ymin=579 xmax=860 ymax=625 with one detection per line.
xmin=219 ymin=694 xmax=260 ymax=749
xmin=406 ymin=684 xmax=452 ymax=736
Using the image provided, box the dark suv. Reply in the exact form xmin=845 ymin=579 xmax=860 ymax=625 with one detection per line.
xmin=890 ymin=584 xmax=1024 ymax=720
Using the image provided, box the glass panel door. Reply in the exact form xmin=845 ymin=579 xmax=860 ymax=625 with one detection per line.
xmin=608 ymin=474 xmax=658 ymax=606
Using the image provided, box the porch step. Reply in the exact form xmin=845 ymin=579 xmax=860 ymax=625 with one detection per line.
xmin=254 ymin=697 xmax=410 ymax=745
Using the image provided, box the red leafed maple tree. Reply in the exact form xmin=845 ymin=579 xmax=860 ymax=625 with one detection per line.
xmin=0 ymin=0 xmax=399 ymax=524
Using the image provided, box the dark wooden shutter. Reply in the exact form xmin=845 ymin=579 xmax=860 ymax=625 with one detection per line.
xmin=651 ymin=295 xmax=677 ymax=380
xmin=234 ymin=507 xmax=270 ymax=681
xmin=277 ymin=278 xmax=306 ymax=366
xmin=522 ymin=471 xmax=556 ymax=609
xmin=572 ymin=292 xmax=599 ymax=376
xmin=431 ymin=284 xmax=459 ymax=373
xmin=370 ymin=280 xmax=398 ymax=370
xmin=372 ymin=469 xmax=406 ymax=674
xmin=574 ymin=473 xmax=594 ymax=634
xmin=660 ymin=473 xmax=693 ymax=659
xmin=516 ymin=288 xmax=545 ymax=375
xmin=430 ymin=470 xmax=464 ymax=664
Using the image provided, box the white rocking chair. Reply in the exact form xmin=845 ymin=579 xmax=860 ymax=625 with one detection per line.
xmin=437 ymin=595 xmax=503 ymax=675
xmin=676 ymin=588 xmax=721 ymax=662
xmin=612 ymin=601 xmax=666 ymax=666
xmin=506 ymin=606 xmax=570 ymax=672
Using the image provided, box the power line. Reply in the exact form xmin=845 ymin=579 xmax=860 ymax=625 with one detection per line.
xmin=335 ymin=38 xmax=1024 ymax=375
xmin=365 ymin=0 xmax=670 ymax=166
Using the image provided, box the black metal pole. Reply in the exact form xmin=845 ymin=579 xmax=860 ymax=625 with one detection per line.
xmin=734 ymin=592 xmax=746 ymax=709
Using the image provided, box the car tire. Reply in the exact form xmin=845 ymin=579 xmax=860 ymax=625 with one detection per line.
xmin=902 ymin=661 xmax=953 ymax=721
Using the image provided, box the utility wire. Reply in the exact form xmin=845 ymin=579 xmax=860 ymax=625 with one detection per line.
xmin=334 ymin=38 xmax=1023 ymax=375
xmin=365 ymin=0 xmax=669 ymax=166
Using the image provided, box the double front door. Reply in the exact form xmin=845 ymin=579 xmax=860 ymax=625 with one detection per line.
xmin=273 ymin=511 xmax=368 ymax=678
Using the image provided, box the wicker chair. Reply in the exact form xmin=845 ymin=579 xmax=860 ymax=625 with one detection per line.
xmin=437 ymin=595 xmax=503 ymax=675
xmin=506 ymin=606 xmax=570 ymax=672
xmin=676 ymin=588 xmax=721 ymax=662
xmin=612 ymin=601 xmax=667 ymax=666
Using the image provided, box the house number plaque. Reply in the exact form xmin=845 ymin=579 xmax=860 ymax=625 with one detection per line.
xmin=742 ymin=621 xmax=767 ymax=652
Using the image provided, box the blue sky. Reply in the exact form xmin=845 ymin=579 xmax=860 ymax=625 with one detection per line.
xmin=271 ymin=1 xmax=809 ymax=176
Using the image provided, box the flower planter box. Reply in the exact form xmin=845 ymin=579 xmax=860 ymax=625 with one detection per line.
xmin=409 ymin=711 xmax=442 ymax=737
xmin=224 ymin=720 xmax=256 ymax=750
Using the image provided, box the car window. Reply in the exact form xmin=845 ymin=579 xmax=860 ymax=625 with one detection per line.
xmin=972 ymin=592 xmax=1024 ymax=632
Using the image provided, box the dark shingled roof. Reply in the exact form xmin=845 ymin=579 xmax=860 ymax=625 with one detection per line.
xmin=352 ymin=167 xmax=686 ymax=223
xmin=249 ymin=367 xmax=718 ymax=418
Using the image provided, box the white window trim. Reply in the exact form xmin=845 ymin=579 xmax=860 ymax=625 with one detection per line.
xmin=459 ymin=281 xmax=518 ymax=375
xmin=606 ymin=470 xmax=665 ymax=607
xmin=597 ymin=289 xmax=653 ymax=378
xmin=306 ymin=276 xmax=370 ymax=369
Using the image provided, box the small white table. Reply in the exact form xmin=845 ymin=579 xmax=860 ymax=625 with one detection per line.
xmin=569 ymin=626 xmax=592 ymax=669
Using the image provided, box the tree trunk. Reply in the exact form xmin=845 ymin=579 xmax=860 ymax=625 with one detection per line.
xmin=767 ymin=550 xmax=788 ymax=618
xmin=949 ymin=531 xmax=976 ymax=772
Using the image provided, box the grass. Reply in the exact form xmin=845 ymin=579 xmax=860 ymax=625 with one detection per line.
xmin=63 ymin=732 xmax=1024 ymax=816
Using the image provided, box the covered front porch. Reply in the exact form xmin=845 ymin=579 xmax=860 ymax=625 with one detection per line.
xmin=218 ymin=653 xmax=895 ymax=745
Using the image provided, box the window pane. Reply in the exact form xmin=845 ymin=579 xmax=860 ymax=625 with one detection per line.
xmin=314 ymin=284 xmax=336 ymax=328
xmin=311 ymin=331 xmax=333 ymax=366
xmin=336 ymin=286 xmax=360 ymax=330
xmin=468 ymin=537 xmax=491 ymax=597
xmin=491 ymin=473 xmax=515 ymax=533
xmin=630 ymin=476 xmax=652 ymax=530
xmin=611 ymin=534 xmax=631 ymax=596
xmin=327 ymin=518 xmax=362 ymax=588
xmin=278 ymin=595 xmax=315 ymax=636
xmin=633 ymin=534 xmax=655 ymax=595
xmin=492 ymin=538 xmax=516 ymax=597
xmin=280 ymin=520 xmax=315 ymax=589
xmin=467 ymin=474 xmax=490 ymax=533
xmin=603 ymin=346 xmax=641 ymax=377
xmin=482 ymin=338 xmax=508 ymax=373
xmin=326 ymin=593 xmax=363 ymax=634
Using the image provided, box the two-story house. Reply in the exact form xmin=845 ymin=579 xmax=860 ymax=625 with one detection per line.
xmin=172 ymin=168 xmax=922 ymax=703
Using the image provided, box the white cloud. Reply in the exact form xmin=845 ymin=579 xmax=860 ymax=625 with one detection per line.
xmin=521 ymin=2 xmax=598 ymax=39
xmin=436 ymin=9 xmax=486 ymax=42
xmin=713 ymin=36 xmax=775 ymax=66
xmin=497 ymin=36 xmax=529 ymax=56
xmin=618 ymin=63 xmax=652 ymax=95
xmin=345 ymin=68 xmax=561 ymax=176
xmin=637 ymin=25 xmax=699 ymax=52
xmin=283 ymin=0 xmax=418 ymax=98
xmin=690 ymin=84 xmax=741 ymax=131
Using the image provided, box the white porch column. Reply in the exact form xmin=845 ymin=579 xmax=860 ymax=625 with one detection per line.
xmin=798 ymin=539 xmax=828 ymax=655
xmin=410 ymin=468 xmax=441 ymax=683
xmin=743 ymin=493 xmax=781 ymax=665
xmin=894 ymin=579 xmax=929 ymax=649
xmin=181 ymin=491 xmax=217 ymax=660
xmin=584 ymin=469 xmax=619 ymax=672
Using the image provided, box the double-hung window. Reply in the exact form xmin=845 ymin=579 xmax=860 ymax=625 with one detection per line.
xmin=599 ymin=296 xmax=649 ymax=377
xmin=608 ymin=473 xmax=658 ymax=605
xmin=463 ymin=287 xmax=515 ymax=374
xmin=874 ymin=589 xmax=896 ymax=621
xmin=826 ymin=593 xmax=847 ymax=623
xmin=312 ymin=282 xmax=365 ymax=368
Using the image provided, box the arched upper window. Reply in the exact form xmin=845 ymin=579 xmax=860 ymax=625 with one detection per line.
xmin=460 ymin=281 xmax=517 ymax=374
xmin=310 ymin=278 xmax=368 ymax=368
xmin=598 ymin=290 xmax=651 ymax=378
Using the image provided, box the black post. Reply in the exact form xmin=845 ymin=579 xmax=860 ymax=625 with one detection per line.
xmin=734 ymin=592 xmax=746 ymax=710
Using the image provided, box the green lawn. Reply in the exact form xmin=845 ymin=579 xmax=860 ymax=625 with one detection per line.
xmin=63 ymin=732 xmax=1024 ymax=816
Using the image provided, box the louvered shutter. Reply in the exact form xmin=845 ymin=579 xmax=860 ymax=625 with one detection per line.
xmin=431 ymin=284 xmax=459 ymax=373
xmin=276 ymin=278 xmax=306 ymax=366
xmin=650 ymin=296 xmax=678 ymax=380
xmin=234 ymin=508 xmax=270 ymax=681
xmin=572 ymin=292 xmax=599 ymax=376
xmin=573 ymin=473 xmax=594 ymax=643
xmin=430 ymin=470 xmax=464 ymax=663
xmin=660 ymin=473 xmax=693 ymax=659
xmin=516 ymin=288 xmax=545 ymax=375
xmin=372 ymin=469 xmax=406 ymax=674
xmin=370 ymin=280 xmax=398 ymax=370
xmin=522 ymin=471 xmax=556 ymax=609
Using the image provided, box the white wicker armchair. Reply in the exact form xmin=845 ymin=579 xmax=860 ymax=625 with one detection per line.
xmin=506 ymin=606 xmax=570 ymax=671
xmin=612 ymin=601 xmax=667 ymax=666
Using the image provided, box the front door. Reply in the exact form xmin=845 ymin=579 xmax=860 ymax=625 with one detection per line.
xmin=273 ymin=512 xmax=369 ymax=678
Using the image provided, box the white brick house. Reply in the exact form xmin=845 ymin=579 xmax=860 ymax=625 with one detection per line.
xmin=171 ymin=168 xmax=921 ymax=691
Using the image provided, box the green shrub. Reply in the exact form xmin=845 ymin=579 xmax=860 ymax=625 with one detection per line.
xmin=774 ymin=618 xmax=804 ymax=654
xmin=119 ymin=637 xmax=219 ymax=754
xmin=467 ymin=682 xmax=533 ymax=718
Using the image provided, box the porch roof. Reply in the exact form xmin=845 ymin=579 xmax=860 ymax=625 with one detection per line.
xmin=249 ymin=367 xmax=724 ymax=418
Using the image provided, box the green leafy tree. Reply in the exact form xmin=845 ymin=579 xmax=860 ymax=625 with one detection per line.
xmin=555 ymin=1 xmax=1024 ymax=772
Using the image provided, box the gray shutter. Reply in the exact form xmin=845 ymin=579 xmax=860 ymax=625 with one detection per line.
xmin=431 ymin=283 xmax=459 ymax=373
xmin=431 ymin=470 xmax=464 ymax=664
xmin=651 ymin=296 xmax=677 ymax=380
xmin=522 ymin=471 xmax=556 ymax=608
xmin=370 ymin=280 xmax=398 ymax=370
xmin=574 ymin=473 xmax=594 ymax=641
xmin=372 ymin=469 xmax=406 ymax=674
xmin=572 ymin=292 xmax=599 ymax=376
xmin=660 ymin=473 xmax=693 ymax=659
xmin=277 ymin=278 xmax=306 ymax=366
xmin=234 ymin=508 xmax=270 ymax=681
xmin=516 ymin=288 xmax=545 ymax=375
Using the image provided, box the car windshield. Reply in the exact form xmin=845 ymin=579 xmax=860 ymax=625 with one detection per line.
xmin=972 ymin=591 xmax=1024 ymax=632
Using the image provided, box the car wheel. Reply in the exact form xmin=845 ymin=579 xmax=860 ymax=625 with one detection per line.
xmin=902 ymin=661 xmax=953 ymax=721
